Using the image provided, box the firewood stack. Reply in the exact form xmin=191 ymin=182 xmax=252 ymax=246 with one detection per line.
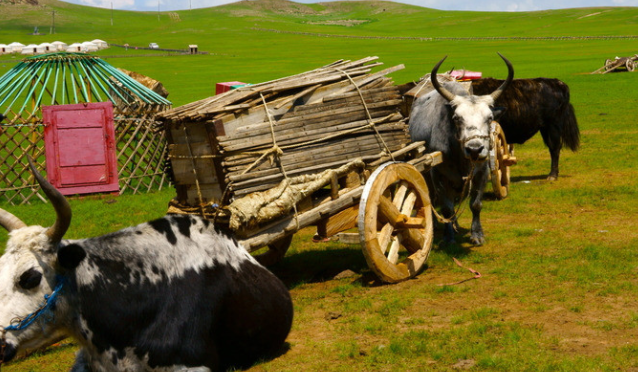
xmin=158 ymin=57 xmax=411 ymax=207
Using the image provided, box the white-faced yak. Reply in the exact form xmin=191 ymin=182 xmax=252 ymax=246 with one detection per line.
xmin=0 ymin=161 xmax=293 ymax=372
xmin=409 ymin=54 xmax=514 ymax=245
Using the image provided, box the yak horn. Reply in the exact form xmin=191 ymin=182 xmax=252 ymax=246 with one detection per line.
xmin=0 ymin=209 xmax=27 ymax=232
xmin=27 ymin=157 xmax=72 ymax=243
xmin=489 ymin=53 xmax=515 ymax=101
xmin=430 ymin=56 xmax=457 ymax=102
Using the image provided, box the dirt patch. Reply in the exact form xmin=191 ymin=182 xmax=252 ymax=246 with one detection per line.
xmin=306 ymin=19 xmax=370 ymax=27
xmin=232 ymin=0 xmax=318 ymax=16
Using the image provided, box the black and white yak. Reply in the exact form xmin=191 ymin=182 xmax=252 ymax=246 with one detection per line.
xmin=0 ymin=161 xmax=293 ymax=371
xmin=409 ymin=54 xmax=514 ymax=246
xmin=471 ymin=77 xmax=580 ymax=180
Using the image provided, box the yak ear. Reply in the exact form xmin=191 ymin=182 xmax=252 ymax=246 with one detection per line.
xmin=57 ymin=243 xmax=86 ymax=270
xmin=492 ymin=106 xmax=506 ymax=121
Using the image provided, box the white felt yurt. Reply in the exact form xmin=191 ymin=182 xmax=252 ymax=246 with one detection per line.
xmin=91 ymin=39 xmax=108 ymax=49
xmin=7 ymin=42 xmax=25 ymax=53
xmin=81 ymin=41 xmax=99 ymax=52
xmin=51 ymin=41 xmax=67 ymax=51
xmin=21 ymin=44 xmax=38 ymax=55
xmin=66 ymin=43 xmax=82 ymax=52
xmin=37 ymin=43 xmax=54 ymax=53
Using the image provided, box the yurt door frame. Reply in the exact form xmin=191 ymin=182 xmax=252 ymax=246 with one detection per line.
xmin=43 ymin=102 xmax=119 ymax=195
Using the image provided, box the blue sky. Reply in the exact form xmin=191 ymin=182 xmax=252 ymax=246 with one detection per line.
xmin=60 ymin=0 xmax=638 ymax=13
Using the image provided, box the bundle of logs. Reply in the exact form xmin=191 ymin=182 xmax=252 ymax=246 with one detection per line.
xmin=159 ymin=57 xmax=411 ymax=210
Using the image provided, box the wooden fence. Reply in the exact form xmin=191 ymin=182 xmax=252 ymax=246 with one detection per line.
xmin=0 ymin=114 xmax=169 ymax=205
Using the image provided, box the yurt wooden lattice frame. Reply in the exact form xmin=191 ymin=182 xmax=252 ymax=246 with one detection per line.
xmin=0 ymin=52 xmax=172 ymax=205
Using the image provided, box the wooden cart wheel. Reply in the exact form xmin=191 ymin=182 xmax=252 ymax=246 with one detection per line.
xmin=253 ymin=234 xmax=293 ymax=266
xmin=358 ymin=162 xmax=433 ymax=283
xmin=489 ymin=122 xmax=512 ymax=200
xmin=605 ymin=59 xmax=614 ymax=71
xmin=627 ymin=60 xmax=635 ymax=72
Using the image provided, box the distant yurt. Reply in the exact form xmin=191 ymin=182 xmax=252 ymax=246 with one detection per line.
xmin=66 ymin=43 xmax=82 ymax=52
xmin=81 ymin=41 xmax=99 ymax=52
xmin=7 ymin=42 xmax=25 ymax=53
xmin=37 ymin=42 xmax=53 ymax=53
xmin=21 ymin=44 xmax=38 ymax=55
xmin=91 ymin=39 xmax=108 ymax=49
xmin=51 ymin=41 xmax=67 ymax=51
xmin=0 ymin=52 xmax=172 ymax=204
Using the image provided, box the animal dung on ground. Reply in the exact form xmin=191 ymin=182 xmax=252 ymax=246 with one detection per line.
xmin=158 ymin=57 xmax=410 ymax=213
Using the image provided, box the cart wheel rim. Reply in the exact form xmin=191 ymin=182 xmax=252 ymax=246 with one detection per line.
xmin=358 ymin=162 xmax=433 ymax=283
xmin=489 ymin=122 xmax=510 ymax=199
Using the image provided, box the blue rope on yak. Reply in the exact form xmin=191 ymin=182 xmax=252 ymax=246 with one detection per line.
xmin=4 ymin=276 xmax=66 ymax=332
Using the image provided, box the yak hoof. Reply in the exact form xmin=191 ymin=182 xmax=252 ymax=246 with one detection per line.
xmin=547 ymin=174 xmax=558 ymax=181
xmin=441 ymin=234 xmax=456 ymax=246
xmin=470 ymin=234 xmax=485 ymax=246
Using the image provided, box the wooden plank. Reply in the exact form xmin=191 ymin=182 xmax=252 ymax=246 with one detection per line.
xmin=223 ymin=135 xmax=405 ymax=171
xmin=315 ymin=205 xmax=359 ymax=238
xmin=219 ymin=108 xmax=402 ymax=147
xmin=204 ymin=120 xmax=228 ymax=197
xmin=169 ymin=158 xmax=218 ymax=185
xmin=221 ymin=93 xmax=401 ymax=139
xmin=185 ymin=183 xmax=224 ymax=205
xmin=274 ymin=84 xmax=322 ymax=110
xmin=211 ymin=69 xmax=395 ymax=138
xmin=224 ymin=134 xmax=407 ymax=178
xmin=218 ymin=105 xmax=403 ymax=152
xmin=218 ymin=115 xmax=404 ymax=152
xmin=239 ymin=186 xmax=364 ymax=251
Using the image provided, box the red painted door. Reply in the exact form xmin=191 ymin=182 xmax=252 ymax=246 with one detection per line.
xmin=43 ymin=102 xmax=119 ymax=195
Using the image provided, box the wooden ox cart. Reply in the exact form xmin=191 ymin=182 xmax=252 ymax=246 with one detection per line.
xmin=402 ymin=74 xmax=517 ymax=199
xmin=591 ymin=55 xmax=638 ymax=74
xmin=157 ymin=57 xmax=442 ymax=283
xmin=603 ymin=55 xmax=637 ymax=73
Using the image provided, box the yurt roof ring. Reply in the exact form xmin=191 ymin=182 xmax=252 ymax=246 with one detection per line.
xmin=0 ymin=52 xmax=171 ymax=118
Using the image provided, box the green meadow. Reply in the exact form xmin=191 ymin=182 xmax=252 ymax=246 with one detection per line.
xmin=1 ymin=0 xmax=638 ymax=370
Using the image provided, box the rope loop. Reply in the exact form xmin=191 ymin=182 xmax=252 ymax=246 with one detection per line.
xmin=259 ymin=93 xmax=300 ymax=230
xmin=2 ymin=276 xmax=65 ymax=333
xmin=432 ymin=162 xmax=475 ymax=225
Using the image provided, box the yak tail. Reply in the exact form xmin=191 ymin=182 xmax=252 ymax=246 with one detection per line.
xmin=560 ymin=103 xmax=580 ymax=152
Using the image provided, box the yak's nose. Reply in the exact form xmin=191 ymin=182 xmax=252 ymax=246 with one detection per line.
xmin=1 ymin=338 xmax=17 ymax=363
xmin=465 ymin=143 xmax=485 ymax=161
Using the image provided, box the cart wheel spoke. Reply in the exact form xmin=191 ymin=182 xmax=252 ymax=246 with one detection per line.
xmin=359 ymin=162 xmax=434 ymax=283
xmin=378 ymin=195 xmax=404 ymax=227
xmin=400 ymin=190 xmax=417 ymax=215
xmin=387 ymin=237 xmax=400 ymax=264
xmin=377 ymin=223 xmax=393 ymax=254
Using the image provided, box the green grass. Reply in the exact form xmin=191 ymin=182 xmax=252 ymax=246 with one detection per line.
xmin=2 ymin=0 xmax=638 ymax=371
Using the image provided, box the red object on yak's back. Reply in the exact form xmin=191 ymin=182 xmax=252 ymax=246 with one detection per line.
xmin=215 ymin=81 xmax=247 ymax=95
xmin=450 ymin=70 xmax=482 ymax=81
xmin=43 ymin=102 xmax=119 ymax=196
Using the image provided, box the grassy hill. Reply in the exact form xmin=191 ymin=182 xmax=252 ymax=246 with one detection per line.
xmin=1 ymin=0 xmax=637 ymax=105
xmin=1 ymin=1 xmax=638 ymax=371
